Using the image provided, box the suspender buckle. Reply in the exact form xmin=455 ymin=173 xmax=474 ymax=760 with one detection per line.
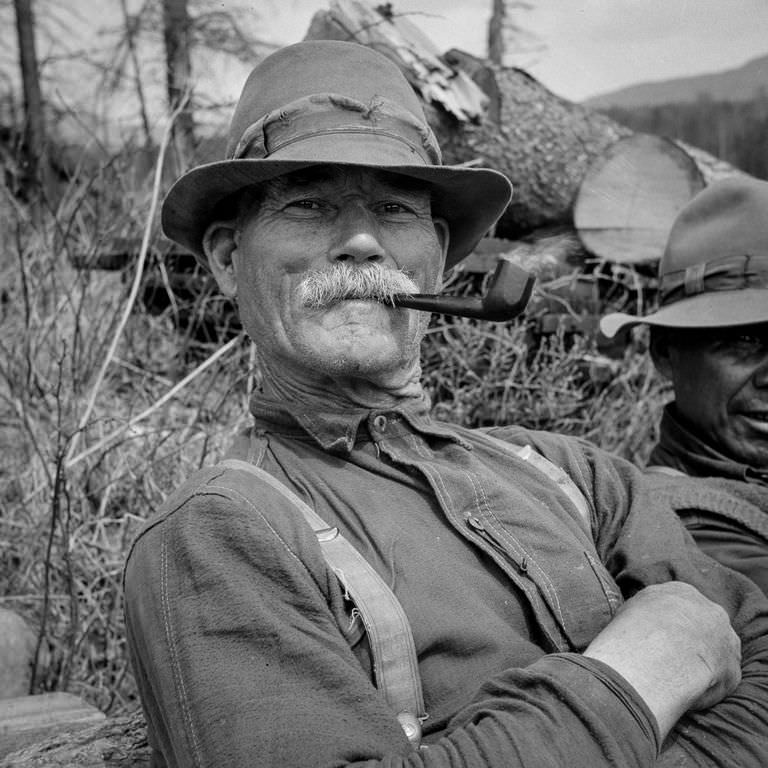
xmin=397 ymin=711 xmax=422 ymax=747
xmin=315 ymin=526 xmax=339 ymax=542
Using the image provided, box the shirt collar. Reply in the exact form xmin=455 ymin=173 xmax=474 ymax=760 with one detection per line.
xmin=248 ymin=390 xmax=466 ymax=453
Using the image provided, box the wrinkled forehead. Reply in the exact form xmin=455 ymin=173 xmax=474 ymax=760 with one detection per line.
xmin=264 ymin=164 xmax=434 ymax=197
xmin=232 ymin=164 xmax=437 ymax=226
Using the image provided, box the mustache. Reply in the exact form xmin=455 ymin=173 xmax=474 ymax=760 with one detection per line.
xmin=297 ymin=263 xmax=420 ymax=308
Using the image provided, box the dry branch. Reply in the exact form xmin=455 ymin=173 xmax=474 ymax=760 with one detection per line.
xmin=66 ymin=99 xmax=188 ymax=466
xmin=304 ymin=0 xmax=488 ymax=122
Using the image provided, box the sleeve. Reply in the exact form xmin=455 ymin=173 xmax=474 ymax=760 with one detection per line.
xmin=500 ymin=430 xmax=768 ymax=768
xmin=123 ymin=469 xmax=660 ymax=768
xmin=681 ymin=511 xmax=768 ymax=597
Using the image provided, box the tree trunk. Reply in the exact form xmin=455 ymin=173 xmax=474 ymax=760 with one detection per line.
xmin=435 ymin=49 xmax=634 ymax=239
xmin=162 ymin=0 xmax=196 ymax=171
xmin=120 ymin=0 xmax=152 ymax=148
xmin=13 ymin=0 xmax=53 ymax=215
xmin=487 ymin=0 xmax=507 ymax=66
xmin=487 ymin=0 xmax=541 ymax=69
xmin=304 ymin=1 xmax=632 ymax=239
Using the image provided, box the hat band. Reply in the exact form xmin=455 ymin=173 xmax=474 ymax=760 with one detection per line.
xmin=659 ymin=254 xmax=768 ymax=306
xmin=229 ymin=93 xmax=442 ymax=166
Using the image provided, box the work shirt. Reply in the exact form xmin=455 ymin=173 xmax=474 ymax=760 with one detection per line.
xmin=124 ymin=393 xmax=768 ymax=768
xmin=648 ymin=404 xmax=768 ymax=593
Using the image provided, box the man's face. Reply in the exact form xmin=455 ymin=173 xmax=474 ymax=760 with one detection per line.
xmin=655 ymin=322 xmax=768 ymax=467
xmin=215 ymin=166 xmax=447 ymax=389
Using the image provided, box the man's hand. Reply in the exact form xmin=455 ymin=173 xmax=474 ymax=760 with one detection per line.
xmin=583 ymin=581 xmax=741 ymax=740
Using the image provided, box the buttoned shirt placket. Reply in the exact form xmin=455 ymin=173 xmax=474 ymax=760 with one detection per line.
xmin=366 ymin=410 xmax=573 ymax=653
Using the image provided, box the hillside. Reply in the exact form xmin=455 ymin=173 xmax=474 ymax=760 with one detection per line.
xmin=585 ymin=53 xmax=768 ymax=109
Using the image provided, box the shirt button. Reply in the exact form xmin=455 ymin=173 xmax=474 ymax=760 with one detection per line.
xmin=467 ymin=515 xmax=485 ymax=531
xmin=373 ymin=415 xmax=387 ymax=432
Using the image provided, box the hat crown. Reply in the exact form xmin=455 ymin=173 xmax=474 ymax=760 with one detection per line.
xmin=226 ymin=40 xmax=428 ymax=158
xmin=660 ymin=176 xmax=768 ymax=277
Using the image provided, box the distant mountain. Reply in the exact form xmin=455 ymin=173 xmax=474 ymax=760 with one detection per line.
xmin=584 ymin=54 xmax=768 ymax=109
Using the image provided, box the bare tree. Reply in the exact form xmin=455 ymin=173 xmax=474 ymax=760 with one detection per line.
xmin=488 ymin=0 xmax=543 ymax=69
xmin=162 ymin=0 xmax=196 ymax=168
xmin=119 ymin=0 xmax=152 ymax=147
xmin=13 ymin=0 xmax=51 ymax=209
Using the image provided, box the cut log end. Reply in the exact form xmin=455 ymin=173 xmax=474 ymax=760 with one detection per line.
xmin=574 ymin=133 xmax=705 ymax=264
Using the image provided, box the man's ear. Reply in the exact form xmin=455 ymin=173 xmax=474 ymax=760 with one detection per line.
xmin=649 ymin=327 xmax=674 ymax=379
xmin=203 ymin=221 xmax=238 ymax=297
xmin=433 ymin=217 xmax=450 ymax=262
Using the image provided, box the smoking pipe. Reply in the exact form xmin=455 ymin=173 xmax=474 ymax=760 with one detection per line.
xmin=392 ymin=259 xmax=536 ymax=321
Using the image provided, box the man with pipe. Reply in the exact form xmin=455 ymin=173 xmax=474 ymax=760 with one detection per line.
xmin=601 ymin=177 xmax=768 ymax=594
xmin=123 ymin=41 xmax=768 ymax=768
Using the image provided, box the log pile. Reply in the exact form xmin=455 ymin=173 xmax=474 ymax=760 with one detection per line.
xmin=305 ymin=0 xmax=748 ymax=270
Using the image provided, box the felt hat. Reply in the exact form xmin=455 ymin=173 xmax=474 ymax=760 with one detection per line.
xmin=601 ymin=175 xmax=768 ymax=338
xmin=161 ymin=40 xmax=513 ymax=270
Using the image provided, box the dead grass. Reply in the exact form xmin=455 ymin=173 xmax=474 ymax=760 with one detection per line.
xmin=0 ymin=154 xmax=257 ymax=713
xmin=422 ymin=314 xmax=668 ymax=464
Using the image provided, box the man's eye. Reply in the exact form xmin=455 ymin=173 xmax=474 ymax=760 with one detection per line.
xmin=285 ymin=199 xmax=320 ymax=210
xmin=379 ymin=202 xmax=414 ymax=215
xmin=733 ymin=334 xmax=764 ymax=350
xmin=714 ymin=333 xmax=766 ymax=355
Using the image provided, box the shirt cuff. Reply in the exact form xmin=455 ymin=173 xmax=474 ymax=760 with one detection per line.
xmin=537 ymin=652 xmax=662 ymax=757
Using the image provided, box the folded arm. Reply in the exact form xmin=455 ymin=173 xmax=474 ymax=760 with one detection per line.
xmin=498 ymin=429 xmax=768 ymax=768
xmin=124 ymin=469 xmax=660 ymax=768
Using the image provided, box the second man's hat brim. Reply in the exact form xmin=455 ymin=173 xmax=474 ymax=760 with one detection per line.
xmin=600 ymin=288 xmax=768 ymax=338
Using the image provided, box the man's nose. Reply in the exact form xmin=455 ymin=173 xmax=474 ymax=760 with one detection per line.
xmin=328 ymin=206 xmax=385 ymax=265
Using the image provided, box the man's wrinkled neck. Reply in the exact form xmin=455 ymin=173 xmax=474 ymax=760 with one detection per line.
xmin=259 ymin=353 xmax=427 ymax=411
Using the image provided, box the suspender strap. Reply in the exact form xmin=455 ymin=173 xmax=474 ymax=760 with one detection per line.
xmin=646 ymin=465 xmax=687 ymax=478
xmin=480 ymin=436 xmax=593 ymax=535
xmin=217 ymin=458 xmax=426 ymax=747
xmin=514 ymin=444 xmax=592 ymax=534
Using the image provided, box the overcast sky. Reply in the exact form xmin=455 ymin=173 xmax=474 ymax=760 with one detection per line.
xmin=262 ymin=0 xmax=768 ymax=101
xmin=6 ymin=0 xmax=764 ymax=144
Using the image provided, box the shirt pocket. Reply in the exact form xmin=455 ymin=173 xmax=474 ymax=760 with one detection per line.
xmin=473 ymin=508 xmax=626 ymax=651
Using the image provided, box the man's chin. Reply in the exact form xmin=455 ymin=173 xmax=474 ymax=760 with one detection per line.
xmin=298 ymin=336 xmax=418 ymax=382
xmin=292 ymin=307 xmax=424 ymax=375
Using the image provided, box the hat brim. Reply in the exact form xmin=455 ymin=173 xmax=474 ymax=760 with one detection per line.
xmin=600 ymin=288 xmax=768 ymax=338
xmin=161 ymin=158 xmax=512 ymax=271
